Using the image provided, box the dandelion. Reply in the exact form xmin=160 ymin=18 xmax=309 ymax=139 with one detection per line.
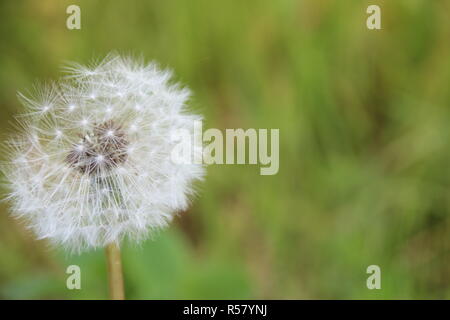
xmin=1 ymin=54 xmax=205 ymax=299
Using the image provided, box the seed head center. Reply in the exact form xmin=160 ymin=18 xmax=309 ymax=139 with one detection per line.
xmin=66 ymin=120 xmax=128 ymax=174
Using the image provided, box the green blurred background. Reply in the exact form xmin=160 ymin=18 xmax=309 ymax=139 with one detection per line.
xmin=1 ymin=0 xmax=449 ymax=299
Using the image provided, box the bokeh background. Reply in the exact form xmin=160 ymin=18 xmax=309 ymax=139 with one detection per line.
xmin=1 ymin=0 xmax=449 ymax=299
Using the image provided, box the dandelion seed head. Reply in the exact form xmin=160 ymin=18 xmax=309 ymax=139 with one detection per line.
xmin=2 ymin=54 xmax=204 ymax=253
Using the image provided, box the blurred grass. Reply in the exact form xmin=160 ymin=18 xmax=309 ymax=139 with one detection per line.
xmin=0 ymin=0 xmax=449 ymax=299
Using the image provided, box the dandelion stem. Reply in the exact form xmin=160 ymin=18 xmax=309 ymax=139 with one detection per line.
xmin=106 ymin=243 xmax=125 ymax=300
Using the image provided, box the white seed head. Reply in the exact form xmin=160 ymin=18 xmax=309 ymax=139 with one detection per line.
xmin=1 ymin=54 xmax=204 ymax=253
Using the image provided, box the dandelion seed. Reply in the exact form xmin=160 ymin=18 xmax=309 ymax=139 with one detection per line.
xmin=55 ymin=129 xmax=62 ymax=137
xmin=129 ymin=124 xmax=138 ymax=132
xmin=75 ymin=144 xmax=84 ymax=152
